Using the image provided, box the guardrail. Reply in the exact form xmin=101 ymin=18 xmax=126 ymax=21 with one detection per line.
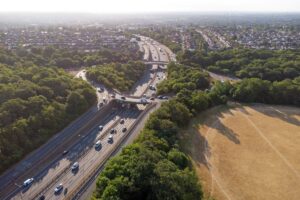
xmin=67 ymin=102 xmax=158 ymax=200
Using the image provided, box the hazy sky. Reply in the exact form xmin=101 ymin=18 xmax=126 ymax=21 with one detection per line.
xmin=0 ymin=0 xmax=299 ymax=13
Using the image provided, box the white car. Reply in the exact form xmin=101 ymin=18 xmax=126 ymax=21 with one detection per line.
xmin=95 ymin=140 xmax=102 ymax=148
xmin=54 ymin=183 xmax=63 ymax=194
xmin=108 ymin=135 xmax=113 ymax=143
xmin=23 ymin=178 xmax=34 ymax=187
xmin=71 ymin=162 xmax=79 ymax=170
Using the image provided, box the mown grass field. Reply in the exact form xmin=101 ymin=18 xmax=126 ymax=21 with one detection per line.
xmin=181 ymin=104 xmax=300 ymax=200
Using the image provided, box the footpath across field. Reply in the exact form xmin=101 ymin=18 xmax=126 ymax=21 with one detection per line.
xmin=181 ymin=104 xmax=300 ymax=200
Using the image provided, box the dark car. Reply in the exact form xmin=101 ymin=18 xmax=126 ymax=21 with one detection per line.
xmin=39 ymin=195 xmax=45 ymax=200
xmin=120 ymin=119 xmax=125 ymax=124
xmin=149 ymin=85 xmax=156 ymax=90
xmin=122 ymin=127 xmax=127 ymax=133
xmin=150 ymin=97 xmax=155 ymax=101
xmin=157 ymin=95 xmax=163 ymax=99
xmin=110 ymin=129 xmax=116 ymax=134
xmin=121 ymin=96 xmax=126 ymax=100
xmin=62 ymin=150 xmax=69 ymax=156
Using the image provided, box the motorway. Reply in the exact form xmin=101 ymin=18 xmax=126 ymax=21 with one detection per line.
xmin=15 ymin=106 xmax=143 ymax=200
xmin=0 ymin=35 xmax=173 ymax=200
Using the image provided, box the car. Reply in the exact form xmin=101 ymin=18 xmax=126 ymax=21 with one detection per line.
xmin=121 ymin=96 xmax=126 ymax=100
xmin=108 ymin=135 xmax=113 ymax=143
xmin=103 ymin=97 xmax=106 ymax=102
xmin=163 ymin=96 xmax=169 ymax=100
xmin=62 ymin=150 xmax=69 ymax=156
xmin=54 ymin=184 xmax=63 ymax=194
xmin=142 ymin=94 xmax=147 ymax=98
xmin=38 ymin=195 xmax=45 ymax=200
xmin=120 ymin=119 xmax=125 ymax=124
xmin=110 ymin=129 xmax=116 ymax=134
xmin=149 ymin=85 xmax=156 ymax=91
xmin=23 ymin=178 xmax=34 ymax=187
xmin=64 ymin=188 xmax=68 ymax=195
xmin=95 ymin=140 xmax=102 ymax=149
xmin=98 ymin=125 xmax=103 ymax=131
xmin=140 ymin=98 xmax=147 ymax=102
xmin=150 ymin=97 xmax=155 ymax=101
xmin=122 ymin=127 xmax=127 ymax=132
xmin=71 ymin=162 xmax=79 ymax=171
xmin=97 ymin=88 xmax=103 ymax=92
xmin=157 ymin=95 xmax=163 ymax=99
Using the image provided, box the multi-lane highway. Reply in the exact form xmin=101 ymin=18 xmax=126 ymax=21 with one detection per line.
xmin=0 ymin=35 xmax=174 ymax=200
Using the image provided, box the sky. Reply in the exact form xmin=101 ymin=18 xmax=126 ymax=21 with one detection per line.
xmin=0 ymin=0 xmax=299 ymax=13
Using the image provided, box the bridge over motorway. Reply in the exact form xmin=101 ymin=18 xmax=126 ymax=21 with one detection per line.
xmin=144 ymin=61 xmax=169 ymax=65
xmin=114 ymin=93 xmax=151 ymax=105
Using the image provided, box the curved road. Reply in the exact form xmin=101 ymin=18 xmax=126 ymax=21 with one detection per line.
xmin=0 ymin=35 xmax=173 ymax=200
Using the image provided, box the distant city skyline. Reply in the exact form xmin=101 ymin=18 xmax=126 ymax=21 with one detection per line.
xmin=0 ymin=0 xmax=300 ymax=13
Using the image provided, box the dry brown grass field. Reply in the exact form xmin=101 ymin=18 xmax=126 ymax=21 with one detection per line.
xmin=181 ymin=104 xmax=300 ymax=200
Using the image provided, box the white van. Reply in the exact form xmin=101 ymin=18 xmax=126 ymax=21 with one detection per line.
xmin=23 ymin=178 xmax=34 ymax=187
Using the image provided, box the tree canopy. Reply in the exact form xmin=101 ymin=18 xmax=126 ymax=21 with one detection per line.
xmin=178 ymin=48 xmax=300 ymax=81
xmin=86 ymin=61 xmax=147 ymax=92
xmin=0 ymin=64 xmax=96 ymax=174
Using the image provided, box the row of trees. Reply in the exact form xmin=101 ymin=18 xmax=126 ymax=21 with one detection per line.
xmin=0 ymin=64 xmax=96 ymax=174
xmin=92 ymin=61 xmax=300 ymax=199
xmin=86 ymin=61 xmax=147 ymax=92
xmin=157 ymin=62 xmax=210 ymax=94
xmin=93 ymin=100 xmax=204 ymax=200
xmin=0 ymin=46 xmax=142 ymax=69
xmin=178 ymin=48 xmax=300 ymax=81
xmin=92 ymin=63 xmax=224 ymax=200
xmin=230 ymin=77 xmax=300 ymax=106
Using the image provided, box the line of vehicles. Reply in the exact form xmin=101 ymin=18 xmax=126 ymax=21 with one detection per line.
xmin=22 ymin=117 xmax=129 ymax=199
xmin=14 ymin=36 xmax=170 ymax=200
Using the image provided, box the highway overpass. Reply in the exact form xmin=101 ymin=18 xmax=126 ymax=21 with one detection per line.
xmin=114 ymin=94 xmax=151 ymax=105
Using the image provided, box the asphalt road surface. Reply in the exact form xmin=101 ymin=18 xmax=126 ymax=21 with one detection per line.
xmin=13 ymin=107 xmax=143 ymax=200
xmin=0 ymin=35 xmax=173 ymax=200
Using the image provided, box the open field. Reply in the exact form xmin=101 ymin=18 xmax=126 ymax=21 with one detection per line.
xmin=181 ymin=104 xmax=300 ymax=200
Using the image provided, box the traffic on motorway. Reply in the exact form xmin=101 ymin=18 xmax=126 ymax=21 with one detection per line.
xmin=0 ymin=35 xmax=175 ymax=200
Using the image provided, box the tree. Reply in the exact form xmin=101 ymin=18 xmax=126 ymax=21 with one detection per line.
xmin=66 ymin=92 xmax=88 ymax=115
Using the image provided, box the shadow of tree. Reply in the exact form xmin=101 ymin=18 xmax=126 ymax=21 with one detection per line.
xmin=202 ymin=108 xmax=240 ymax=145
xmin=181 ymin=106 xmax=240 ymax=172
xmin=180 ymin=123 xmax=211 ymax=170
xmin=249 ymin=104 xmax=300 ymax=127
